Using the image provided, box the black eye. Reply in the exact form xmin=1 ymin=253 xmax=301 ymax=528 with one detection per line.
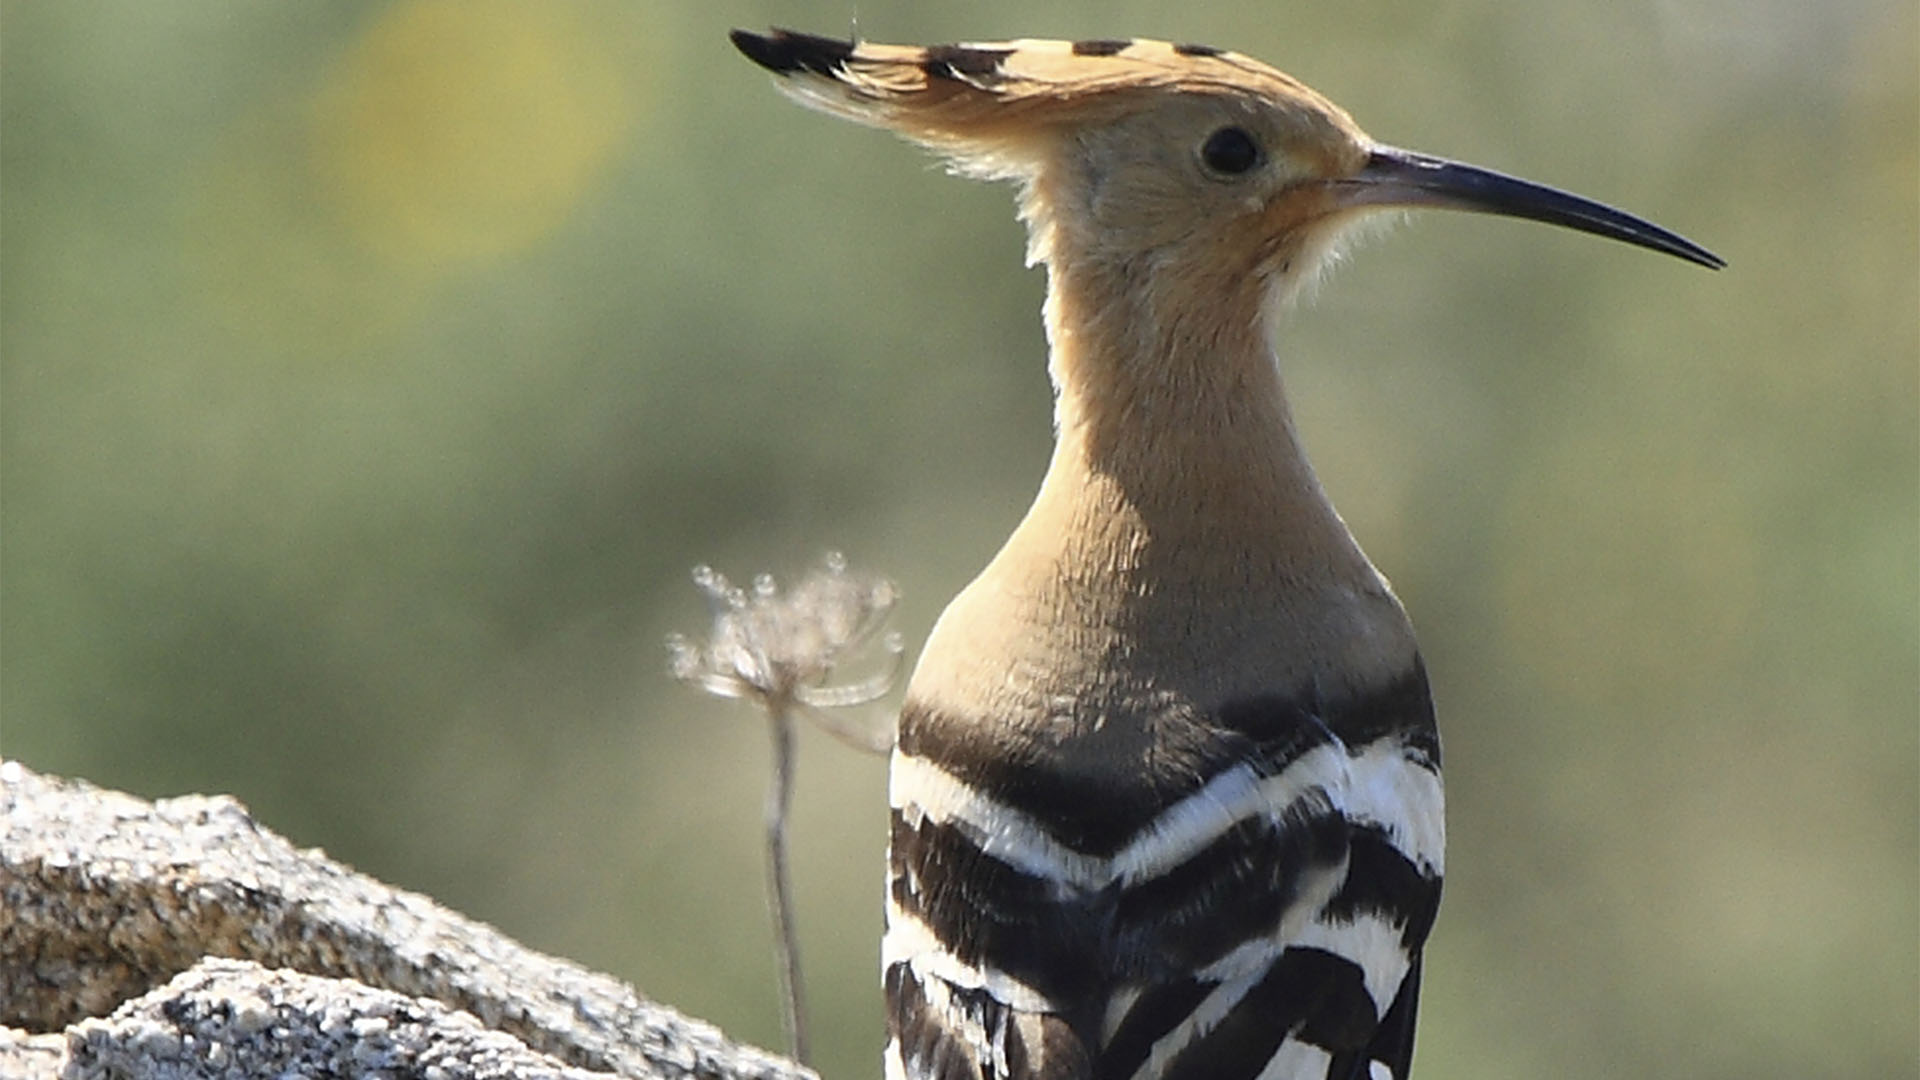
xmin=1200 ymin=126 xmax=1262 ymax=176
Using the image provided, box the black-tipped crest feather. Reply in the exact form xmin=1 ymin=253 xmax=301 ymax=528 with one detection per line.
xmin=729 ymin=28 xmax=854 ymax=77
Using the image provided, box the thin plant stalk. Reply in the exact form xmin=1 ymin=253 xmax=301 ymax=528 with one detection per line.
xmin=764 ymin=699 xmax=808 ymax=1066
xmin=667 ymin=556 xmax=901 ymax=1068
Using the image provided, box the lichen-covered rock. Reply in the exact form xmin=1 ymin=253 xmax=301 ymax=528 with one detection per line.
xmin=0 ymin=762 xmax=813 ymax=1080
xmin=58 ymin=960 xmax=617 ymax=1080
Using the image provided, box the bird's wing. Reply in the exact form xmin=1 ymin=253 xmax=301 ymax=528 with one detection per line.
xmin=885 ymin=671 xmax=1444 ymax=1080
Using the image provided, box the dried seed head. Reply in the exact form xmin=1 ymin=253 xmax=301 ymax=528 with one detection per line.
xmin=668 ymin=553 xmax=903 ymax=748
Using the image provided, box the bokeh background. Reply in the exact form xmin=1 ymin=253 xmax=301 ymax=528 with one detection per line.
xmin=3 ymin=1 xmax=1915 ymax=1077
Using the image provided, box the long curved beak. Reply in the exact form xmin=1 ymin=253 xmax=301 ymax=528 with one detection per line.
xmin=1337 ymin=146 xmax=1725 ymax=269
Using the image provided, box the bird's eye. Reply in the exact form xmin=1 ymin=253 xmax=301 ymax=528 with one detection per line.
xmin=1200 ymin=126 xmax=1262 ymax=176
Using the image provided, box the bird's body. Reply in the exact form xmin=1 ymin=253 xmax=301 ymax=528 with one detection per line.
xmin=731 ymin=29 xmax=1720 ymax=1080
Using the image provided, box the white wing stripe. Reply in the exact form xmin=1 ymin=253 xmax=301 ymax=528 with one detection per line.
xmin=890 ymin=743 xmax=1351 ymax=890
xmin=1343 ymin=737 xmax=1446 ymax=875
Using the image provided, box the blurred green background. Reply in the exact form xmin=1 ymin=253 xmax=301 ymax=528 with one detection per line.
xmin=3 ymin=1 xmax=1915 ymax=1077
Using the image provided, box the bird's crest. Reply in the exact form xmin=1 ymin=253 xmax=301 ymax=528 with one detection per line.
xmin=730 ymin=29 xmax=1361 ymax=179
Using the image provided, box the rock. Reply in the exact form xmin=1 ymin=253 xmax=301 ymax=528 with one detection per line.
xmin=0 ymin=762 xmax=813 ymax=1080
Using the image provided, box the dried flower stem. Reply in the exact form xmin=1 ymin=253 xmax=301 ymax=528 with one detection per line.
xmin=667 ymin=553 xmax=903 ymax=1067
xmin=763 ymin=699 xmax=807 ymax=1065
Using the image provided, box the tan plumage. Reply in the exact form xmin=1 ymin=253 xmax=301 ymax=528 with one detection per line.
xmin=747 ymin=37 xmax=1359 ymax=155
xmin=731 ymin=28 xmax=1720 ymax=1080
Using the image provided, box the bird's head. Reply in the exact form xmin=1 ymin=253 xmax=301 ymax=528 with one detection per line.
xmin=732 ymin=29 xmax=1721 ymax=312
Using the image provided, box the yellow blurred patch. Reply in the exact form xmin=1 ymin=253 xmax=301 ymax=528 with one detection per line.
xmin=309 ymin=0 xmax=631 ymax=266
xmin=187 ymin=97 xmax=430 ymax=357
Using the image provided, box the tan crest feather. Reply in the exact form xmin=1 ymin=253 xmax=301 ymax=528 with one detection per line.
xmin=729 ymin=29 xmax=1363 ymax=175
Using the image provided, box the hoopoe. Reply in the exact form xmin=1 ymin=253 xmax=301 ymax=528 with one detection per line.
xmin=731 ymin=28 xmax=1722 ymax=1080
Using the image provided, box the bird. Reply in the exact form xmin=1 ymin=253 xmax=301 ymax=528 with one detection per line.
xmin=729 ymin=28 xmax=1722 ymax=1080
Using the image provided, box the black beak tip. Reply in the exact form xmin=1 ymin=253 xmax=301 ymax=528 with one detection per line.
xmin=1652 ymin=218 xmax=1726 ymax=270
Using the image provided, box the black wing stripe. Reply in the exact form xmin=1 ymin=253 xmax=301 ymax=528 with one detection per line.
xmin=1095 ymin=978 xmax=1210 ymax=1079
xmin=1322 ymin=824 xmax=1444 ymax=950
xmin=898 ymin=700 xmax=1337 ymax=855
xmin=1158 ymin=947 xmax=1376 ymax=1079
xmin=1322 ymin=661 xmax=1438 ymax=762
xmin=1108 ymin=804 xmax=1348 ymax=976
xmin=890 ymin=812 xmax=1106 ymax=1005
xmin=1363 ymin=953 xmax=1424 ymax=1080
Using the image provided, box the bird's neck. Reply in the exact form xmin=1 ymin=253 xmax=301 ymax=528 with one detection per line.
xmin=909 ymin=252 xmax=1417 ymax=716
xmin=1008 ymin=253 xmax=1370 ymax=594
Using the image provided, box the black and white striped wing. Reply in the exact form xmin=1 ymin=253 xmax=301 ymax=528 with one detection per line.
xmin=883 ymin=672 xmax=1444 ymax=1080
